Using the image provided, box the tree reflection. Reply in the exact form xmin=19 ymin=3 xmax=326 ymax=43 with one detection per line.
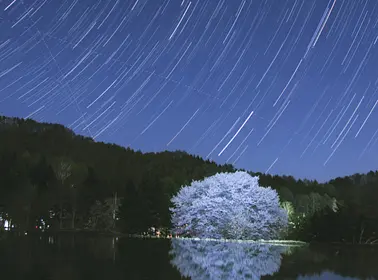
xmin=170 ymin=239 xmax=290 ymax=280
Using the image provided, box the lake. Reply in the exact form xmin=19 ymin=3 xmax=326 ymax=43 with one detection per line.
xmin=0 ymin=234 xmax=377 ymax=279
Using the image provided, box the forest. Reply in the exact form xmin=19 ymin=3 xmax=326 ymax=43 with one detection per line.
xmin=0 ymin=115 xmax=377 ymax=244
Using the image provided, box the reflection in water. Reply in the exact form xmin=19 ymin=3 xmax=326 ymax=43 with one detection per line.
xmin=298 ymin=271 xmax=373 ymax=280
xmin=48 ymin=236 xmax=54 ymax=244
xmin=170 ymin=239 xmax=290 ymax=279
xmin=1 ymin=235 xmax=378 ymax=280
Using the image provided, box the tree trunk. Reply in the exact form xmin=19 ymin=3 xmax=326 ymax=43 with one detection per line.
xmin=71 ymin=209 xmax=76 ymax=229
xmin=26 ymin=209 xmax=30 ymax=231
xmin=113 ymin=192 xmax=117 ymax=229
xmin=359 ymin=223 xmax=365 ymax=244
xmin=59 ymin=202 xmax=63 ymax=229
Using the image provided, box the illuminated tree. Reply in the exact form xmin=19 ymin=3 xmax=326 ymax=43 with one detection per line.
xmin=170 ymin=171 xmax=288 ymax=240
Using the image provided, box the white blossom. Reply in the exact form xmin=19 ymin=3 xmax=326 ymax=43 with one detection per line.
xmin=170 ymin=171 xmax=288 ymax=240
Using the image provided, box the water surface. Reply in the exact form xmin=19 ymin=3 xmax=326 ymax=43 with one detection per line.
xmin=0 ymin=234 xmax=377 ymax=279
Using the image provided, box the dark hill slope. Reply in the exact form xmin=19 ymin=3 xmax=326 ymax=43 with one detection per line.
xmin=0 ymin=115 xmax=377 ymax=241
xmin=0 ymin=116 xmax=234 ymax=231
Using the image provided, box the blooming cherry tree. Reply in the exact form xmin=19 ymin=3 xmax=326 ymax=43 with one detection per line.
xmin=170 ymin=171 xmax=288 ymax=240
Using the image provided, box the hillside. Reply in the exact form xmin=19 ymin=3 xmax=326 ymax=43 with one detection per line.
xmin=0 ymin=116 xmax=377 ymax=243
xmin=0 ymin=116 xmax=235 ymax=233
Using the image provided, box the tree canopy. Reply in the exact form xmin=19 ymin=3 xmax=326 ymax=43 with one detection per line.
xmin=170 ymin=172 xmax=288 ymax=240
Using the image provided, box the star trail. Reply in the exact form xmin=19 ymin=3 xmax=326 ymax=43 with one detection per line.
xmin=1 ymin=0 xmax=378 ymax=181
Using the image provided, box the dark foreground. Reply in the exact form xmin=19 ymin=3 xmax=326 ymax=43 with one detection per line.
xmin=0 ymin=234 xmax=377 ymax=280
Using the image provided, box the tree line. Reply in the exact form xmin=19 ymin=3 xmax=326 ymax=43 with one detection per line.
xmin=0 ymin=115 xmax=377 ymax=243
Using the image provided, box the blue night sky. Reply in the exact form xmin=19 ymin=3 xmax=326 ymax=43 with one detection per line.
xmin=1 ymin=0 xmax=377 ymax=181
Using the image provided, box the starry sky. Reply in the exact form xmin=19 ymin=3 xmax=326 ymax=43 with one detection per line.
xmin=0 ymin=0 xmax=378 ymax=181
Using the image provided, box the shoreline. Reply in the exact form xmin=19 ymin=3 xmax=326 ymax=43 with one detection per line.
xmin=2 ymin=230 xmax=377 ymax=246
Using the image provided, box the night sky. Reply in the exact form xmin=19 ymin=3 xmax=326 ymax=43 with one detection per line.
xmin=1 ymin=0 xmax=377 ymax=181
